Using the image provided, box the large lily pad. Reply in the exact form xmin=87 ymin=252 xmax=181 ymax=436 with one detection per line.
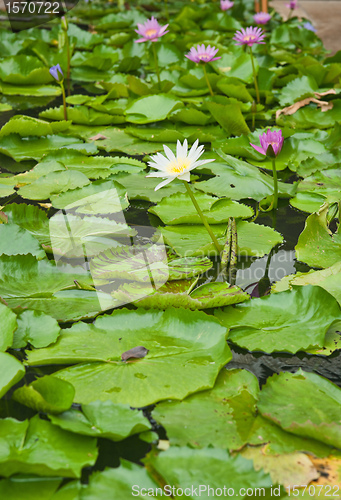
xmin=149 ymin=192 xmax=253 ymax=225
xmin=50 ymin=179 xmax=129 ymax=215
xmin=295 ymin=204 xmax=341 ymax=268
xmin=0 ymin=352 xmax=25 ymax=399
xmin=26 ymin=308 xmax=231 ymax=407
xmin=159 ymin=220 xmax=283 ymax=258
xmin=0 ymin=223 xmax=46 ymax=259
xmin=0 ymin=477 xmax=61 ymax=500
xmin=258 ymin=370 xmax=341 ymax=449
xmin=125 ymin=94 xmax=183 ymax=124
xmin=215 ymin=285 xmax=341 ymax=353
xmin=0 ymin=415 xmax=97 ymax=477
xmin=153 ymin=369 xmax=259 ymax=449
xmin=49 ymin=401 xmax=150 ymax=440
xmin=12 ymin=376 xmax=75 ymax=415
xmin=0 ymin=255 xmax=114 ymax=321
xmin=145 ymin=447 xmax=272 ymax=497
xmin=195 ymin=152 xmax=296 ymax=201
xmin=114 ymin=280 xmax=249 ymax=310
xmin=13 ymin=310 xmax=60 ymax=349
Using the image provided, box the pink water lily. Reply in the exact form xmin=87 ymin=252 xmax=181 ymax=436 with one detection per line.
xmin=250 ymin=129 xmax=284 ymax=157
xmin=185 ymin=44 xmax=221 ymax=64
xmin=220 ymin=0 xmax=234 ymax=11
xmin=135 ymin=16 xmax=169 ymax=43
xmin=286 ymin=0 xmax=298 ymax=9
xmin=253 ymin=12 xmax=272 ymax=24
xmin=234 ymin=26 xmax=266 ymax=47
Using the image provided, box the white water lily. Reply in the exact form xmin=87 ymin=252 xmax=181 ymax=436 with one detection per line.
xmin=147 ymin=139 xmax=215 ymax=191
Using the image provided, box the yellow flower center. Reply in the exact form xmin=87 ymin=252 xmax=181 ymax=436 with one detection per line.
xmin=244 ymin=34 xmax=256 ymax=41
xmin=146 ymin=29 xmax=157 ymax=37
xmin=168 ymin=158 xmax=191 ymax=174
xmin=198 ymin=54 xmax=210 ymax=61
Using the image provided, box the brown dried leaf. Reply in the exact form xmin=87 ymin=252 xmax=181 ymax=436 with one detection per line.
xmin=276 ymin=88 xmax=336 ymax=119
xmin=309 ymin=456 xmax=341 ymax=487
xmin=0 ymin=211 xmax=8 ymax=224
xmin=89 ymin=133 xmax=108 ymax=141
xmin=121 ymin=346 xmax=149 ymax=361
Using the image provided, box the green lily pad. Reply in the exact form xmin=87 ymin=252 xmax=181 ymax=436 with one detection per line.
xmin=0 ymin=352 xmax=25 ymax=399
xmin=0 ymin=134 xmax=94 ymax=162
xmin=114 ymin=170 xmax=187 ymax=202
xmin=26 ymin=308 xmax=231 ymax=408
xmin=50 ymin=179 xmax=129 ymax=215
xmin=0 ymin=477 xmax=61 ymax=500
xmin=13 ymin=310 xmax=60 ymax=349
xmin=278 ymin=75 xmax=318 ymax=106
xmin=50 ymin=401 xmax=150 ymax=440
xmin=297 ymin=149 xmax=341 ymax=178
xmin=145 ymin=447 xmax=272 ymax=496
xmin=153 ymin=369 xmax=259 ymax=449
xmin=13 ymin=376 xmax=75 ymax=414
xmin=125 ymin=94 xmax=183 ymax=124
xmin=0 ymin=55 xmax=52 ymax=85
xmin=159 ymin=220 xmax=283 ymax=258
xmin=0 ymin=255 xmax=113 ymax=321
xmin=18 ymin=171 xmax=90 ymax=201
xmin=258 ymin=370 xmax=341 ymax=449
xmin=115 ymin=280 xmax=249 ymax=310
xmin=149 ymin=192 xmax=253 ymax=225
xmin=195 ymin=151 xmax=296 ymax=201
xmin=0 ymin=223 xmax=46 ymax=259
xmin=0 ymin=302 xmax=17 ymax=352
xmin=290 ymin=191 xmax=326 ymax=213
xmin=295 ymin=204 xmax=341 ymax=268
xmin=0 ymin=415 xmax=97 ymax=477
xmin=297 ymin=168 xmax=341 ymax=200
xmin=90 ymin=246 xmax=212 ymax=284
xmin=215 ymin=285 xmax=341 ymax=353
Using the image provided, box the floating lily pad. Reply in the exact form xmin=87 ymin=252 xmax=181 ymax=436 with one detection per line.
xmin=26 ymin=308 xmax=231 ymax=408
xmin=125 ymin=94 xmax=183 ymax=124
xmin=145 ymin=447 xmax=272 ymax=496
xmin=13 ymin=310 xmax=60 ymax=349
xmin=296 ymin=204 xmax=341 ymax=268
xmin=50 ymin=179 xmax=129 ymax=215
xmin=0 ymin=223 xmax=46 ymax=259
xmin=13 ymin=376 xmax=75 ymax=415
xmin=0 ymin=255 xmax=113 ymax=321
xmin=0 ymin=415 xmax=97 ymax=477
xmin=0 ymin=352 xmax=25 ymax=399
xmin=215 ymin=285 xmax=341 ymax=353
xmin=0 ymin=302 xmax=17 ymax=352
xmin=0 ymin=477 xmax=61 ymax=500
xmin=258 ymin=370 xmax=341 ymax=449
xmin=50 ymin=401 xmax=150 ymax=440
xmin=18 ymin=171 xmax=90 ymax=201
xmin=153 ymin=369 xmax=259 ymax=449
xmin=115 ymin=280 xmax=249 ymax=310
xmin=149 ymin=192 xmax=253 ymax=225
xmin=159 ymin=220 xmax=283 ymax=258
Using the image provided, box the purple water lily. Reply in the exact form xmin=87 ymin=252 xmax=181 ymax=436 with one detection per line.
xmin=185 ymin=44 xmax=221 ymax=64
xmin=233 ymin=27 xmax=266 ymax=47
xmin=220 ymin=0 xmax=234 ymax=11
xmin=49 ymin=64 xmax=64 ymax=82
xmin=253 ymin=12 xmax=272 ymax=25
xmin=135 ymin=16 xmax=169 ymax=43
xmin=250 ymin=129 xmax=284 ymax=157
xmin=303 ymin=21 xmax=316 ymax=32
xmin=286 ymin=0 xmax=298 ymax=9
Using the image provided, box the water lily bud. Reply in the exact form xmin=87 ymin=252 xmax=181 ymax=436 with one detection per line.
xmin=61 ymin=16 xmax=68 ymax=31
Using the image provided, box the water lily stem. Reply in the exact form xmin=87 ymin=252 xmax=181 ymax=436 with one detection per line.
xmin=152 ymin=43 xmax=161 ymax=89
xmin=249 ymin=47 xmax=260 ymax=104
xmin=65 ymin=31 xmax=71 ymax=96
xmin=183 ymin=181 xmax=222 ymax=255
xmin=203 ymin=64 xmax=214 ymax=97
xmin=60 ymin=82 xmax=68 ymax=121
xmin=271 ymin=158 xmax=278 ymax=210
